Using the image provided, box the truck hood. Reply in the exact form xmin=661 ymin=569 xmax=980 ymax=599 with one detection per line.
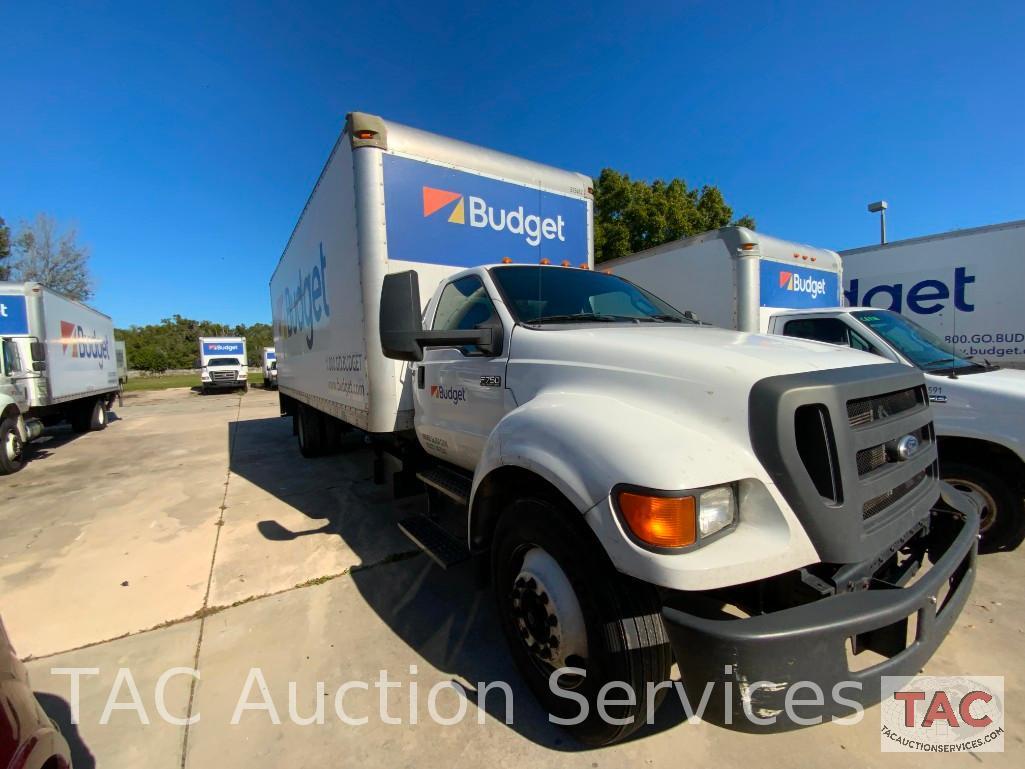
xmin=510 ymin=323 xmax=881 ymax=382
xmin=927 ymin=367 xmax=1025 ymax=398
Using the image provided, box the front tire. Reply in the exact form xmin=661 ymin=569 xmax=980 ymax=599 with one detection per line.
xmin=492 ymin=497 xmax=673 ymax=746
xmin=0 ymin=417 xmax=25 ymax=474
xmin=943 ymin=461 xmax=1025 ymax=552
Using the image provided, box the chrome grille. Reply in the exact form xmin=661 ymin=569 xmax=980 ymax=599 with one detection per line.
xmin=212 ymin=370 xmax=237 ymax=381
xmin=855 ymin=424 xmax=933 ymax=477
xmin=847 ymin=386 xmax=925 ymax=427
xmin=863 ymin=468 xmax=932 ymax=520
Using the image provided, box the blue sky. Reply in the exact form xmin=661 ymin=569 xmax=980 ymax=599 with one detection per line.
xmin=1 ymin=1 xmax=1022 ymax=327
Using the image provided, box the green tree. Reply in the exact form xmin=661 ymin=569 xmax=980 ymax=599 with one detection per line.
xmin=593 ymin=168 xmax=755 ymax=263
xmin=132 ymin=345 xmax=170 ymax=372
xmin=0 ymin=216 xmax=11 ymax=280
xmin=12 ymin=213 xmax=93 ymax=299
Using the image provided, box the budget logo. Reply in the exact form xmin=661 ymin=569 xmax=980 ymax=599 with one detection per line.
xmin=60 ymin=320 xmax=110 ymax=367
xmin=429 ymin=384 xmax=466 ymax=404
xmin=423 ymin=187 xmax=466 ymax=224
xmin=422 ymin=186 xmax=567 ymax=247
xmin=779 ymin=270 xmax=827 ymax=300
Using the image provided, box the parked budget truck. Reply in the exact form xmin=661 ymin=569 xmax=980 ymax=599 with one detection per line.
xmin=270 ymin=114 xmax=977 ymax=744
xmin=842 ymin=219 xmax=1025 ymax=369
xmin=0 ymin=281 xmax=119 ymax=474
xmin=262 ymin=346 xmax=277 ymax=389
xmin=198 ymin=336 xmax=248 ymax=393
xmin=604 ymin=227 xmax=1025 ymax=553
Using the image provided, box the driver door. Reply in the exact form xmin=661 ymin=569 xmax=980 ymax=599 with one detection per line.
xmin=414 ymin=275 xmax=509 ymax=470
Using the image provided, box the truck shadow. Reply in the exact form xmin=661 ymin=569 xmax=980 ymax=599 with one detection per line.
xmin=23 ymin=411 xmax=124 ymax=464
xmin=228 ymin=415 xmax=689 ymax=751
xmin=35 ymin=692 xmax=97 ymax=769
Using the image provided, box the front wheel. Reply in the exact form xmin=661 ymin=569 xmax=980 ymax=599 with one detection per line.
xmin=943 ymin=462 xmax=1025 ymax=552
xmin=0 ymin=417 xmax=25 ymax=474
xmin=492 ymin=497 xmax=673 ymax=746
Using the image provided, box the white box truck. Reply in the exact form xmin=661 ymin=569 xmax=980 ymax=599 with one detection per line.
xmin=842 ymin=219 xmax=1025 ymax=369
xmin=600 ymin=226 xmax=843 ymax=332
xmin=605 ymin=227 xmax=1025 ymax=553
xmin=0 ymin=281 xmax=119 ymax=474
xmin=198 ymin=336 xmax=248 ymax=393
xmin=270 ymin=114 xmax=977 ymax=743
xmin=261 ymin=346 xmax=277 ymax=389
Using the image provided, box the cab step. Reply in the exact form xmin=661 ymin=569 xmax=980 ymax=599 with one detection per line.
xmin=416 ymin=465 xmax=472 ymax=508
xmin=397 ymin=515 xmax=470 ymax=569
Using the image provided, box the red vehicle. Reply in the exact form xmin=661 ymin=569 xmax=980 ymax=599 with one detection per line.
xmin=1 ymin=616 xmax=71 ymax=769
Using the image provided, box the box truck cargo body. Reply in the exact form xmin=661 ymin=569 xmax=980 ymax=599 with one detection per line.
xmin=600 ymin=227 xmax=842 ymax=332
xmin=270 ymin=112 xmax=593 ymax=434
xmin=198 ymin=336 xmax=248 ymax=393
xmin=0 ymin=282 xmax=119 ymax=473
xmin=261 ymin=347 xmax=277 ymax=388
xmin=842 ymin=219 xmax=1025 ymax=369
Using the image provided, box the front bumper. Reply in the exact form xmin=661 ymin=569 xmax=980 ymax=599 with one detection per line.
xmin=662 ymin=486 xmax=978 ymax=731
xmin=203 ymin=377 xmax=245 ymax=388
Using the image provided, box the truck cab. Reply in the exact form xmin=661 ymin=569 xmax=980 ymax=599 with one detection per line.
xmin=198 ymin=337 xmax=249 ymax=394
xmin=376 ymin=263 xmax=978 ymax=742
xmin=769 ymin=306 xmax=1025 ymax=551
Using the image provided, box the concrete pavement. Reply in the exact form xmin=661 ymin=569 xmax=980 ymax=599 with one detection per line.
xmin=3 ymin=387 xmax=1022 ymax=767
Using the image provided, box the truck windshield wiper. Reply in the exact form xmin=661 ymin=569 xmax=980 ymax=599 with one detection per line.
xmin=641 ymin=314 xmax=690 ymax=323
xmin=528 ymin=313 xmax=635 ymax=324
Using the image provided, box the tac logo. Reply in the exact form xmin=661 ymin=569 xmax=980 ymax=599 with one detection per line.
xmin=60 ymin=320 xmax=110 ymax=367
xmin=429 ymin=384 xmax=466 ymax=404
xmin=779 ymin=270 xmax=827 ymax=300
xmin=880 ymin=675 xmax=1004 ymax=753
xmin=421 ymin=186 xmax=566 ymax=247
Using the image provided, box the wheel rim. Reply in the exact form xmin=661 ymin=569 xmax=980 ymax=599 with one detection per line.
xmin=4 ymin=430 xmax=23 ymax=463
xmin=98 ymin=404 xmax=106 ymax=425
xmin=509 ymin=546 xmax=588 ymax=682
xmin=947 ymin=478 xmax=997 ymax=533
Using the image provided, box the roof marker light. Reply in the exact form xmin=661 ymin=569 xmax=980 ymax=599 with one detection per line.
xmin=540 ymin=258 xmax=551 ymax=265
xmin=501 ymin=257 xmax=513 ymax=264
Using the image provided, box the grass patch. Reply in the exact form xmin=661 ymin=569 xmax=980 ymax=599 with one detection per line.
xmin=124 ymin=373 xmax=271 ymax=392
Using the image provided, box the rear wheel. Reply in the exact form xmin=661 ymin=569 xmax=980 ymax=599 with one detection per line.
xmin=0 ymin=417 xmax=25 ymax=474
xmin=943 ymin=461 xmax=1025 ymax=552
xmin=296 ymin=404 xmax=327 ymax=458
xmin=88 ymin=398 xmax=108 ymax=431
xmin=492 ymin=497 xmax=673 ymax=746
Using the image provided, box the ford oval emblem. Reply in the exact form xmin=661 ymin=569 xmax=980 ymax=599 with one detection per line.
xmin=896 ymin=434 xmax=920 ymax=461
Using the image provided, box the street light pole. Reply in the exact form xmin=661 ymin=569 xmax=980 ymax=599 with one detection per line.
xmin=867 ymin=200 xmax=888 ymax=244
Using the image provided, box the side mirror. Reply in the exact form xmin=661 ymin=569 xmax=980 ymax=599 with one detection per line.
xmin=33 ymin=361 xmax=46 ymax=372
xmin=380 ymin=272 xmax=426 ymax=361
xmin=379 ymin=271 xmax=494 ymax=361
xmin=30 ymin=341 xmax=46 ymax=362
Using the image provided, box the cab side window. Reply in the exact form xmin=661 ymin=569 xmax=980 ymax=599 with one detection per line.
xmin=783 ymin=318 xmax=851 ymax=346
xmin=432 ymin=276 xmax=501 ymax=355
xmin=2 ymin=339 xmax=24 ymax=375
xmin=783 ymin=318 xmax=880 ymax=356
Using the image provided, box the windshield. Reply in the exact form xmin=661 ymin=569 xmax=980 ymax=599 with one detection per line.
xmin=208 ymin=357 xmax=241 ymax=367
xmin=851 ymin=310 xmax=981 ymax=372
xmin=489 ymin=266 xmax=694 ymax=325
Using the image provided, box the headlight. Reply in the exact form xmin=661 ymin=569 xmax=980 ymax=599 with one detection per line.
xmin=698 ymin=486 xmax=736 ymax=538
xmin=615 ymin=483 xmax=737 ymax=550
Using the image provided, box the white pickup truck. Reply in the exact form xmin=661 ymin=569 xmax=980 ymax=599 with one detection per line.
xmin=603 ymin=227 xmax=1025 ymax=553
xmin=769 ymin=308 xmax=1025 ymax=551
xmin=271 ymin=114 xmax=978 ymax=743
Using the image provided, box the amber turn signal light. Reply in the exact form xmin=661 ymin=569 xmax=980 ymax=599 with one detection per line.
xmin=618 ymin=492 xmax=696 ymax=548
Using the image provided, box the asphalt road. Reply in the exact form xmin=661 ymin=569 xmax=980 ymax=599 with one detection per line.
xmin=1 ymin=387 xmax=1021 ymax=767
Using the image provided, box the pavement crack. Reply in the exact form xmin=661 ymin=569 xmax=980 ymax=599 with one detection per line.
xmin=179 ymin=391 xmax=243 ymax=768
